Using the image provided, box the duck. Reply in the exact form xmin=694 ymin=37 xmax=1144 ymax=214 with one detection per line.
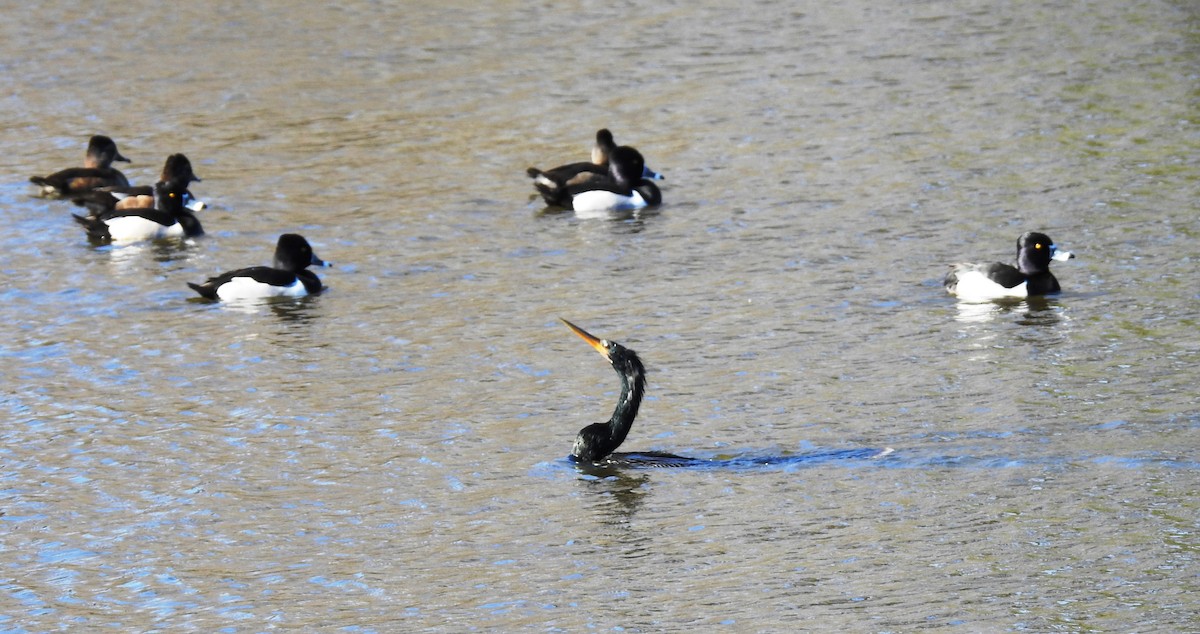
xmin=71 ymin=179 xmax=202 ymax=243
xmin=944 ymin=231 xmax=1075 ymax=301
xmin=72 ymin=154 xmax=204 ymax=215
xmin=526 ymin=128 xmax=663 ymax=190
xmin=30 ymin=135 xmax=131 ymax=197
xmin=187 ymin=234 xmax=329 ymax=301
xmin=532 ymin=144 xmax=662 ymax=213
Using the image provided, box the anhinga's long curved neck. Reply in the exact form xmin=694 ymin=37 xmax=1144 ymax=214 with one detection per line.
xmin=605 ymin=358 xmax=645 ymax=449
xmin=572 ymin=357 xmax=645 ymax=462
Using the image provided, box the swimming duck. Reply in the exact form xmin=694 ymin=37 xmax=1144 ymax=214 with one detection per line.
xmin=526 ymin=128 xmax=663 ymax=190
xmin=532 ymin=144 xmax=662 ymax=213
xmin=71 ymin=179 xmax=202 ymax=243
xmin=187 ymin=234 xmax=329 ymax=301
xmin=944 ymin=231 xmax=1075 ymax=301
xmin=30 ymin=135 xmax=131 ymax=198
xmin=72 ymin=154 xmax=204 ymax=215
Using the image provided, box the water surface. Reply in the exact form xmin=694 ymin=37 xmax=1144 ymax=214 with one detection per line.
xmin=1 ymin=0 xmax=1198 ymax=631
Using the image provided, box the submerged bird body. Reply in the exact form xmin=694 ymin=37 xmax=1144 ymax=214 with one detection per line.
xmin=30 ymin=135 xmax=131 ymax=197
xmin=72 ymin=180 xmax=202 ymax=243
xmin=945 ymin=231 xmax=1075 ymax=302
xmin=188 ymin=234 xmax=328 ymax=301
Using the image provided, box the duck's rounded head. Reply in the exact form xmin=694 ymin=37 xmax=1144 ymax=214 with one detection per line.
xmin=274 ymin=234 xmax=328 ymax=272
xmin=608 ymin=146 xmax=647 ymax=185
xmin=1016 ymin=231 xmax=1073 ymax=274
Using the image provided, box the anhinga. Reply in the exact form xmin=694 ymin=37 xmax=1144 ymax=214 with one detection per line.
xmin=562 ymin=318 xmax=693 ymax=466
xmin=560 ymin=319 xmax=894 ymax=469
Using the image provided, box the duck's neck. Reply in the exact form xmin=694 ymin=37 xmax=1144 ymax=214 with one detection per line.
xmin=1016 ymin=248 xmax=1048 ymax=275
xmin=635 ymin=180 xmax=662 ymax=206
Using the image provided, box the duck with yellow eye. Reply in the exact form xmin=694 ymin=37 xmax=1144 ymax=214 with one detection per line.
xmin=944 ymin=231 xmax=1075 ymax=302
xmin=71 ymin=178 xmax=203 ymax=244
xmin=71 ymin=153 xmax=206 ymax=215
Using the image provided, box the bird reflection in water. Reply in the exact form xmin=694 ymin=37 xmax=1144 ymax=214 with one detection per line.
xmin=952 ymin=296 xmax=1065 ymax=326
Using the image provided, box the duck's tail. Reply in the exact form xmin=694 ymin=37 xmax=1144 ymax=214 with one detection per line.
xmin=186 ymin=282 xmax=219 ymax=300
xmin=71 ymin=213 xmax=111 ymax=240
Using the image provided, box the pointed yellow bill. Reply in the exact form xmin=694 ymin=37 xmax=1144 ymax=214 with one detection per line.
xmin=561 ymin=318 xmax=611 ymax=359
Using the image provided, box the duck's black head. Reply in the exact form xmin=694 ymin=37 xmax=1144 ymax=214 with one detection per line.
xmin=162 ymin=154 xmax=201 ymax=185
xmin=273 ymin=233 xmax=328 ymax=272
xmin=1016 ymin=231 xmax=1074 ymax=274
xmin=89 ymin=135 xmax=130 ymax=164
xmin=607 ymin=146 xmax=647 ymax=186
xmin=153 ymin=179 xmax=189 ymax=213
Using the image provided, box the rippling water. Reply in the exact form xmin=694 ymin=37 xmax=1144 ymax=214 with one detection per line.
xmin=1 ymin=0 xmax=1197 ymax=631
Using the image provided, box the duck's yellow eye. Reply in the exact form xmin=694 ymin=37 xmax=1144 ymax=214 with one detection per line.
xmin=1034 ymin=243 xmax=1043 ymax=249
